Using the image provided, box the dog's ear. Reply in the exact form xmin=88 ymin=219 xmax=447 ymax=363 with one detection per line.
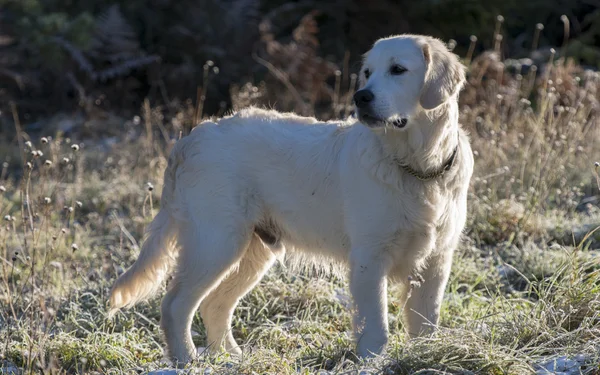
xmin=419 ymin=38 xmax=466 ymax=110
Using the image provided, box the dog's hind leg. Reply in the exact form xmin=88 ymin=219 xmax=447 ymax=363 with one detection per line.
xmin=159 ymin=219 xmax=252 ymax=366
xmin=199 ymin=235 xmax=276 ymax=355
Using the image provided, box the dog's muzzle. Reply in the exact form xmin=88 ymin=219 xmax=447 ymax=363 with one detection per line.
xmin=355 ymin=110 xmax=408 ymax=129
xmin=394 ymin=118 xmax=408 ymax=128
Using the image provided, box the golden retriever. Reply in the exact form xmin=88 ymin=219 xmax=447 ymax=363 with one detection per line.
xmin=109 ymin=33 xmax=473 ymax=365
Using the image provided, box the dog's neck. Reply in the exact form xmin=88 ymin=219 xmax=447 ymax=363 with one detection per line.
xmin=379 ymin=100 xmax=460 ymax=178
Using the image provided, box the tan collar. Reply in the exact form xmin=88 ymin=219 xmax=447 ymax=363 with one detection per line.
xmin=398 ymin=137 xmax=459 ymax=181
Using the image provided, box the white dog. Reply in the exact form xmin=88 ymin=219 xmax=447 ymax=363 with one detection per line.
xmin=109 ymin=34 xmax=474 ymax=364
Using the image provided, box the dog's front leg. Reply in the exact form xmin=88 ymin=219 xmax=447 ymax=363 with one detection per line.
xmin=349 ymin=251 xmax=389 ymax=358
xmin=403 ymin=249 xmax=454 ymax=337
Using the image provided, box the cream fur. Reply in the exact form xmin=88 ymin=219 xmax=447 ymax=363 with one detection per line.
xmin=108 ymin=34 xmax=474 ymax=365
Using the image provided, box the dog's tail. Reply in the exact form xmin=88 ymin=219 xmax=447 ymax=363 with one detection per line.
xmin=108 ymin=140 xmax=186 ymax=317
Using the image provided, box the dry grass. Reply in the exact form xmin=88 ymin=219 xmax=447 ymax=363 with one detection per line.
xmin=1 ymin=25 xmax=600 ymax=375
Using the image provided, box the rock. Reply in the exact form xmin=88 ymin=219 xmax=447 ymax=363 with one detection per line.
xmin=534 ymin=355 xmax=587 ymax=375
xmin=0 ymin=361 xmax=21 ymax=375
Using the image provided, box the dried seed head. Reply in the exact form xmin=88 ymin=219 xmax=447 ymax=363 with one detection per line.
xmin=0 ymin=185 xmax=5 ymax=193
xmin=26 ymin=162 xmax=33 ymax=169
xmin=25 ymin=141 xmax=32 ymax=149
xmin=52 ymin=235 xmax=57 ymax=240
xmin=595 ymin=162 xmax=600 ymax=167
xmin=519 ymin=98 xmax=531 ymax=106
xmin=71 ymin=144 xmax=80 ymax=152
xmin=67 ymin=206 xmax=74 ymax=213
xmin=496 ymin=15 xmax=504 ymax=23
xmin=146 ymin=182 xmax=154 ymax=191
xmin=536 ymin=23 xmax=544 ymax=30
xmin=62 ymin=157 xmax=70 ymax=164
xmin=11 ymin=257 xmax=16 ymax=262
xmin=44 ymin=160 xmax=53 ymax=166
xmin=41 ymin=137 xmax=48 ymax=144
xmin=61 ymin=228 xmax=67 ymax=234
xmin=447 ymin=39 xmax=457 ymax=51
xmin=76 ymin=201 xmax=83 ymax=208
xmin=31 ymin=151 xmax=37 ymax=157
xmin=36 ymin=150 xmax=43 ymax=157
xmin=4 ymin=215 xmax=10 ymax=221
xmin=71 ymin=243 xmax=79 ymax=251
xmin=470 ymin=35 xmax=477 ymax=43
xmin=44 ymin=197 xmax=51 ymax=204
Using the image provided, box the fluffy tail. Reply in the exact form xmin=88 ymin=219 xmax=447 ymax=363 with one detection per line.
xmin=108 ymin=209 xmax=177 ymax=316
xmin=108 ymin=140 xmax=185 ymax=317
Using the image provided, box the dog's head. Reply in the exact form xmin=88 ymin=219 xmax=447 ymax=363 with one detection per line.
xmin=354 ymin=34 xmax=466 ymax=130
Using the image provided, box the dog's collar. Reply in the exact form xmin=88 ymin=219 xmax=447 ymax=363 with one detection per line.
xmin=398 ymin=138 xmax=459 ymax=181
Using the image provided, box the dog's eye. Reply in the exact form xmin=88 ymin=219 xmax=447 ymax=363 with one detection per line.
xmin=364 ymin=69 xmax=371 ymax=79
xmin=390 ymin=65 xmax=407 ymax=75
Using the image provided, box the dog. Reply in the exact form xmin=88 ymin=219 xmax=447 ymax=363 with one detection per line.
xmin=108 ymin=33 xmax=474 ymax=365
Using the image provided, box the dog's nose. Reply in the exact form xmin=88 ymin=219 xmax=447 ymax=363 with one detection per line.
xmin=353 ymin=90 xmax=374 ymax=108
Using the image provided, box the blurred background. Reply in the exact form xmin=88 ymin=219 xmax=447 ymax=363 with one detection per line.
xmin=0 ymin=0 xmax=598 ymax=131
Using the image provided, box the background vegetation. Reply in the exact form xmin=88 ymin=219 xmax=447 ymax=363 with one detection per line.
xmin=1 ymin=0 xmax=600 ymax=374
xmin=1 ymin=0 xmax=600 ymax=121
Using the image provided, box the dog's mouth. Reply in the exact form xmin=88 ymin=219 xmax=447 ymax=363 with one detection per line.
xmin=359 ymin=112 xmax=408 ymax=129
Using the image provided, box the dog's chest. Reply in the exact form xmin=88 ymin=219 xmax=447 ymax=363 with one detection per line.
xmin=396 ymin=182 xmax=447 ymax=227
xmin=388 ymin=183 xmax=460 ymax=251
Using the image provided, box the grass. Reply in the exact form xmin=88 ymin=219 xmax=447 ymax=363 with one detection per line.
xmin=2 ymin=31 xmax=600 ymax=375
